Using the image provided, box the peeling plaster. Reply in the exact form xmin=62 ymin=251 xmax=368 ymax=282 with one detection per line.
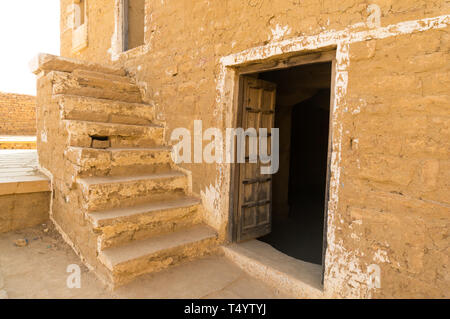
xmin=270 ymin=24 xmax=292 ymax=42
xmin=200 ymin=183 xmax=221 ymax=227
xmin=200 ymin=163 xmax=227 ymax=231
xmin=374 ymin=249 xmax=390 ymax=263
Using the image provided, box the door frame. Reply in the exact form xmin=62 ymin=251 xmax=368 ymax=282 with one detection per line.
xmin=229 ymin=49 xmax=337 ymax=273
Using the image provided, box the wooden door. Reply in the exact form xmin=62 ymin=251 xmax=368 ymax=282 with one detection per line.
xmin=236 ymin=76 xmax=276 ymax=242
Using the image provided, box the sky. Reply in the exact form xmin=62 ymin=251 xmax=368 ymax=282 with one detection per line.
xmin=0 ymin=1 xmax=60 ymax=96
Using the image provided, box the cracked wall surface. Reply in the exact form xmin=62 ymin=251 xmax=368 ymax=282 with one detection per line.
xmin=58 ymin=0 xmax=450 ymax=298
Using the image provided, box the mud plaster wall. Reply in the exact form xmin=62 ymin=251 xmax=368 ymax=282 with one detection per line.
xmin=0 ymin=92 xmax=36 ymax=135
xmin=59 ymin=1 xmax=450 ymax=298
xmin=0 ymin=192 xmax=50 ymax=234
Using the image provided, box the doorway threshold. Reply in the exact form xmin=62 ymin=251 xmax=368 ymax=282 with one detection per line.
xmin=222 ymin=240 xmax=324 ymax=298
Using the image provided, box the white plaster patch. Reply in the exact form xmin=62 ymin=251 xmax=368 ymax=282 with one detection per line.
xmin=40 ymin=130 xmax=48 ymax=143
xmin=200 ymin=183 xmax=222 ymax=227
xmin=350 ymin=233 xmax=360 ymax=240
xmin=270 ymin=24 xmax=292 ymax=42
xmin=352 ymin=98 xmax=367 ymax=114
xmin=374 ymin=249 xmax=390 ymax=263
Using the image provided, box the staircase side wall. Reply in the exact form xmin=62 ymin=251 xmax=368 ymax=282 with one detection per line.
xmin=35 ymin=72 xmax=113 ymax=286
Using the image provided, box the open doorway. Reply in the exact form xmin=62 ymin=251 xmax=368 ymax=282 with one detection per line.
xmin=233 ymin=58 xmax=333 ymax=269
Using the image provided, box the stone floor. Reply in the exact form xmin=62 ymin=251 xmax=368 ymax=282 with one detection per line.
xmin=0 ymin=149 xmax=40 ymax=177
xmin=0 ymin=224 xmax=290 ymax=299
xmin=260 ymin=197 xmax=324 ymax=265
xmin=0 ymin=149 xmax=49 ymax=196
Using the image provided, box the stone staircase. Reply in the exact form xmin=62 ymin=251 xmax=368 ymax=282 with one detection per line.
xmin=31 ymin=54 xmax=218 ymax=288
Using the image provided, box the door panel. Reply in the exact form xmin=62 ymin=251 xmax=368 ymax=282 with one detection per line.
xmin=237 ymin=76 xmax=276 ymax=242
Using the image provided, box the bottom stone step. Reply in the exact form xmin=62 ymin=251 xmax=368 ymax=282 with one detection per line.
xmin=99 ymin=224 xmax=218 ymax=287
xmin=222 ymin=240 xmax=324 ymax=298
xmin=89 ymin=196 xmax=202 ymax=250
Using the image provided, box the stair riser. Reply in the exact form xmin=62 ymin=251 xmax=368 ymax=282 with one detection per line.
xmin=70 ymin=163 xmax=173 ymax=179
xmin=66 ymin=148 xmax=173 ymax=177
xmin=80 ymin=176 xmax=189 ymax=211
xmin=55 ymin=87 xmax=142 ymax=103
xmin=106 ymin=237 xmax=218 ymax=287
xmin=95 ymin=205 xmax=202 ymax=250
xmin=64 ymin=123 xmax=165 ymax=148
xmin=109 ymin=150 xmax=173 ymax=176
xmin=72 ymin=69 xmax=135 ymax=85
xmin=57 ymin=95 xmax=155 ymax=125
xmin=77 ymin=77 xmax=139 ymax=93
xmin=68 ymin=134 xmax=164 ymax=149
xmin=51 ymin=71 xmax=142 ymax=103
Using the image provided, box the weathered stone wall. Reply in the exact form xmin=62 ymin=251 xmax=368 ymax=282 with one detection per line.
xmin=60 ymin=1 xmax=449 ymax=64
xmin=57 ymin=1 xmax=450 ymax=298
xmin=0 ymin=92 xmax=36 ymax=135
xmin=339 ymin=31 xmax=449 ymax=298
xmin=35 ymin=71 xmax=115 ymax=284
xmin=0 ymin=192 xmax=50 ymax=234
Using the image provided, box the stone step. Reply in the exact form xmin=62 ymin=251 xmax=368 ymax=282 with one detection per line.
xmin=31 ymin=53 xmax=127 ymax=76
xmin=51 ymin=70 xmax=142 ymax=103
xmin=73 ymin=69 xmax=134 ymax=85
xmin=63 ymin=120 xmax=164 ymax=148
xmin=65 ymin=146 xmax=173 ymax=177
xmin=71 ymin=69 xmax=140 ymax=95
xmin=222 ymin=240 xmax=324 ymax=298
xmin=77 ymin=171 xmax=189 ymax=211
xmin=98 ymin=224 xmax=218 ymax=287
xmin=56 ymin=95 xmax=155 ymax=125
xmin=89 ymin=196 xmax=202 ymax=250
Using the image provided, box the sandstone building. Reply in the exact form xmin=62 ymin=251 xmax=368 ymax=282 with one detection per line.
xmin=29 ymin=1 xmax=449 ymax=298
xmin=0 ymin=92 xmax=36 ymax=136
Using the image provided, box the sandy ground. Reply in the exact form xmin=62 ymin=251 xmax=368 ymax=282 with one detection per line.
xmin=0 ymin=222 xmax=290 ymax=299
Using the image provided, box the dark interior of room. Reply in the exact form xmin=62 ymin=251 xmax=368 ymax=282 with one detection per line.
xmin=257 ymin=62 xmax=332 ymax=265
